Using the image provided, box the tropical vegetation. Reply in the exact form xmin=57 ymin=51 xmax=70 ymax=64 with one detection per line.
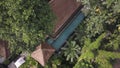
xmin=0 ymin=0 xmax=120 ymax=68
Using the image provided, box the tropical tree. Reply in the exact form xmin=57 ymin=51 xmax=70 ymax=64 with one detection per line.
xmin=74 ymin=0 xmax=120 ymax=68
xmin=0 ymin=0 xmax=55 ymax=53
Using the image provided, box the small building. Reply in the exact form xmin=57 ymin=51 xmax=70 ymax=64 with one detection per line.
xmin=113 ymin=59 xmax=120 ymax=68
xmin=8 ymin=56 xmax=26 ymax=68
xmin=0 ymin=40 xmax=10 ymax=63
xmin=31 ymin=43 xmax=55 ymax=66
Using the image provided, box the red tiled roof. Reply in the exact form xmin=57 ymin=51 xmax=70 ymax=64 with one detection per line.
xmin=31 ymin=43 xmax=55 ymax=66
xmin=0 ymin=40 xmax=10 ymax=58
xmin=49 ymin=0 xmax=81 ymax=36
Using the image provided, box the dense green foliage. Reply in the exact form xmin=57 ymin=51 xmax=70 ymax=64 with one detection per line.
xmin=0 ymin=0 xmax=54 ymax=53
xmin=62 ymin=41 xmax=81 ymax=62
xmin=1 ymin=0 xmax=120 ymax=68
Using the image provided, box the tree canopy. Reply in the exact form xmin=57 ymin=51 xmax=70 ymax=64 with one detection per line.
xmin=1 ymin=0 xmax=120 ymax=68
xmin=0 ymin=0 xmax=54 ymax=53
